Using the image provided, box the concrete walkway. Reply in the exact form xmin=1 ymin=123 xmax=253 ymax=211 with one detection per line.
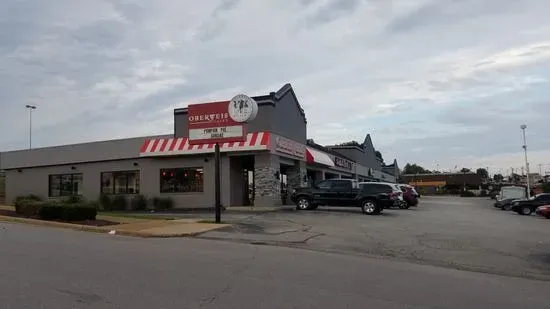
xmin=0 ymin=205 xmax=229 ymax=237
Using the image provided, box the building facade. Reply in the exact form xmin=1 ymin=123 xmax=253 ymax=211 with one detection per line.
xmin=0 ymin=84 xmax=399 ymax=208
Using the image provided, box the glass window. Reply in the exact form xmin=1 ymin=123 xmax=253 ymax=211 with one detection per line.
xmin=316 ymin=180 xmax=331 ymax=190
xmin=331 ymin=180 xmax=351 ymax=190
xmin=160 ymin=167 xmax=204 ymax=193
xmin=49 ymin=175 xmax=62 ymax=197
xmin=48 ymin=173 xmax=83 ymax=197
xmin=101 ymin=171 xmax=140 ymax=194
xmin=101 ymin=173 xmax=114 ymax=194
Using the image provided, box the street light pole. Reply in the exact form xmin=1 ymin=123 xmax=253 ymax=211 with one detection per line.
xmin=520 ymin=124 xmax=530 ymax=199
xmin=25 ymin=105 xmax=37 ymax=149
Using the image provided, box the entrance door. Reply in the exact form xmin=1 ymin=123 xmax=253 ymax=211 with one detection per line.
xmin=243 ymin=168 xmax=254 ymax=206
xmin=242 ymin=156 xmax=255 ymax=206
xmin=229 ymin=155 xmax=255 ymax=206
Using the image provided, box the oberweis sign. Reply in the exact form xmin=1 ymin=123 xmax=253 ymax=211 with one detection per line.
xmin=187 ymin=101 xmax=245 ymax=145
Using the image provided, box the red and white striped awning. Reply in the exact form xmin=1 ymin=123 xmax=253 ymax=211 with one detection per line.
xmin=140 ymin=132 xmax=270 ymax=157
xmin=305 ymin=147 xmax=335 ymax=167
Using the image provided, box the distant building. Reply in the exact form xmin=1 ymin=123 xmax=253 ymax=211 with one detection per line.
xmin=401 ymin=172 xmax=483 ymax=194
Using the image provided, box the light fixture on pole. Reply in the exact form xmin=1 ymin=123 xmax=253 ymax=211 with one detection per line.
xmin=520 ymin=124 xmax=530 ymax=199
xmin=25 ymin=105 xmax=37 ymax=149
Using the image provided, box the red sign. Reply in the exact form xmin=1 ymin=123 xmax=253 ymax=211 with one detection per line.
xmin=187 ymin=101 xmax=245 ymax=145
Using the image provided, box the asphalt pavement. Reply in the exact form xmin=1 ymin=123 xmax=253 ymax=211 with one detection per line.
xmin=194 ymin=196 xmax=550 ymax=280
xmin=1 ymin=221 xmax=549 ymax=309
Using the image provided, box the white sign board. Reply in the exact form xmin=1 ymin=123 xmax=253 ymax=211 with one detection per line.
xmin=189 ymin=125 xmax=244 ymax=141
xmin=275 ymin=135 xmax=306 ymax=158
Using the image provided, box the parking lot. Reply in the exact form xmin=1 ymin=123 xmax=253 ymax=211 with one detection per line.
xmin=193 ymin=196 xmax=550 ymax=280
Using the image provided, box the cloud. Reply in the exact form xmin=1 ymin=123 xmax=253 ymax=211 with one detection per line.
xmin=0 ymin=0 xmax=549 ymax=175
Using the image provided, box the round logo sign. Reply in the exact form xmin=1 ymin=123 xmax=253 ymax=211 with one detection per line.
xmin=228 ymin=94 xmax=258 ymax=123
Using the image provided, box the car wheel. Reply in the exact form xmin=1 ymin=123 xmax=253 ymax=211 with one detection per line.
xmin=296 ymin=197 xmax=311 ymax=210
xmin=504 ymin=204 xmax=512 ymax=211
xmin=361 ymin=199 xmax=380 ymax=215
xmin=520 ymin=206 xmax=532 ymax=215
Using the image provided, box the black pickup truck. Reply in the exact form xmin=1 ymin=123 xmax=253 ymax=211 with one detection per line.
xmin=290 ymin=179 xmax=398 ymax=215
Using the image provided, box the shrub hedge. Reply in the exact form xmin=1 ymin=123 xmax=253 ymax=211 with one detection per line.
xmin=13 ymin=194 xmax=97 ymax=221
xmin=111 ymin=195 xmax=128 ymax=211
xmin=99 ymin=194 xmax=113 ymax=211
xmin=152 ymin=197 xmax=174 ymax=210
xmin=38 ymin=204 xmax=97 ymax=221
xmin=130 ymin=195 xmax=148 ymax=211
xmin=460 ymin=190 xmax=476 ymax=197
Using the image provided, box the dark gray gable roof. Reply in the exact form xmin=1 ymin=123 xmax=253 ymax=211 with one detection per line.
xmin=363 ymin=134 xmax=375 ymax=151
xmin=174 ymin=84 xmax=307 ymax=123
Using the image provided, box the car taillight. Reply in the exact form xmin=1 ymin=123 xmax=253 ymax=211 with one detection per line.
xmin=390 ymin=192 xmax=400 ymax=200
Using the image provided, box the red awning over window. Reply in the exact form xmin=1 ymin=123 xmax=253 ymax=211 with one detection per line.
xmin=305 ymin=147 xmax=335 ymax=167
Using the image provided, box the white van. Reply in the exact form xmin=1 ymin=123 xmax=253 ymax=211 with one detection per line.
xmin=497 ymin=186 xmax=527 ymax=201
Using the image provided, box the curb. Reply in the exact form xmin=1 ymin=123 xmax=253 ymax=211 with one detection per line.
xmin=0 ymin=215 xmax=109 ymax=234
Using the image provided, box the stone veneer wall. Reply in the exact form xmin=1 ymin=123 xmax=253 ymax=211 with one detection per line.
xmin=287 ymin=160 xmax=307 ymax=190
xmin=254 ymin=154 xmax=281 ymax=206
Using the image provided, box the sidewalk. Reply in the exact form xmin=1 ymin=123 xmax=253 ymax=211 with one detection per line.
xmin=0 ymin=205 xmax=229 ymax=238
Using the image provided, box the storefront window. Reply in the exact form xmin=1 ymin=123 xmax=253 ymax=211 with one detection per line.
xmin=160 ymin=167 xmax=203 ymax=193
xmin=101 ymin=171 xmax=140 ymax=194
xmin=48 ymin=173 xmax=83 ymax=197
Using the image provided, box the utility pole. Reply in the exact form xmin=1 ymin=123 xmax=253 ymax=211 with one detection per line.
xmin=520 ymin=124 xmax=531 ymax=199
xmin=25 ymin=105 xmax=37 ymax=149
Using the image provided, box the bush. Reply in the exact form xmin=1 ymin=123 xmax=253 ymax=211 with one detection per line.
xmin=152 ymin=197 xmax=174 ymax=211
xmin=14 ymin=194 xmax=43 ymax=209
xmin=542 ymin=183 xmax=550 ymax=193
xmin=61 ymin=195 xmax=84 ymax=204
xmin=99 ymin=194 xmax=113 ymax=211
xmin=87 ymin=200 xmax=101 ymax=210
xmin=152 ymin=197 xmax=161 ymax=209
xmin=111 ymin=195 xmax=128 ymax=211
xmin=479 ymin=190 xmax=488 ymax=197
xmin=38 ymin=204 xmax=97 ymax=221
xmin=448 ymin=189 xmax=461 ymax=195
xmin=130 ymin=195 xmax=148 ymax=211
xmin=15 ymin=200 xmax=47 ymax=217
xmin=460 ymin=190 xmax=476 ymax=197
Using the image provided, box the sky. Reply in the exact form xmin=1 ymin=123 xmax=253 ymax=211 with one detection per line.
xmin=1 ymin=0 xmax=549 ymax=175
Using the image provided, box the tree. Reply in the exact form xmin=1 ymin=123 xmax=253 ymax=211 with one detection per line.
xmin=338 ymin=141 xmax=362 ymax=147
xmin=460 ymin=168 xmax=472 ymax=173
xmin=493 ymin=174 xmax=504 ymax=182
xmin=509 ymin=173 xmax=521 ymax=183
xmin=403 ymin=163 xmax=430 ymax=175
xmin=476 ymin=168 xmax=489 ymax=179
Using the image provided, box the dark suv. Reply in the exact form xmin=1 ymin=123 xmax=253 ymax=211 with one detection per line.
xmin=510 ymin=193 xmax=550 ymax=215
xmin=290 ymin=179 xmax=400 ymax=215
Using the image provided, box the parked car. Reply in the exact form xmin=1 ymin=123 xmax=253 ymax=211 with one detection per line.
xmin=494 ymin=186 xmax=527 ymax=210
xmin=489 ymin=189 xmax=500 ymax=199
xmin=510 ymin=193 xmax=550 ymax=215
xmin=399 ymin=184 xmax=419 ymax=207
xmin=360 ymin=182 xmax=405 ymax=210
xmin=535 ymin=205 xmax=550 ymax=219
xmin=290 ymin=179 xmax=400 ymax=215
xmin=384 ymin=183 xmax=409 ymax=209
